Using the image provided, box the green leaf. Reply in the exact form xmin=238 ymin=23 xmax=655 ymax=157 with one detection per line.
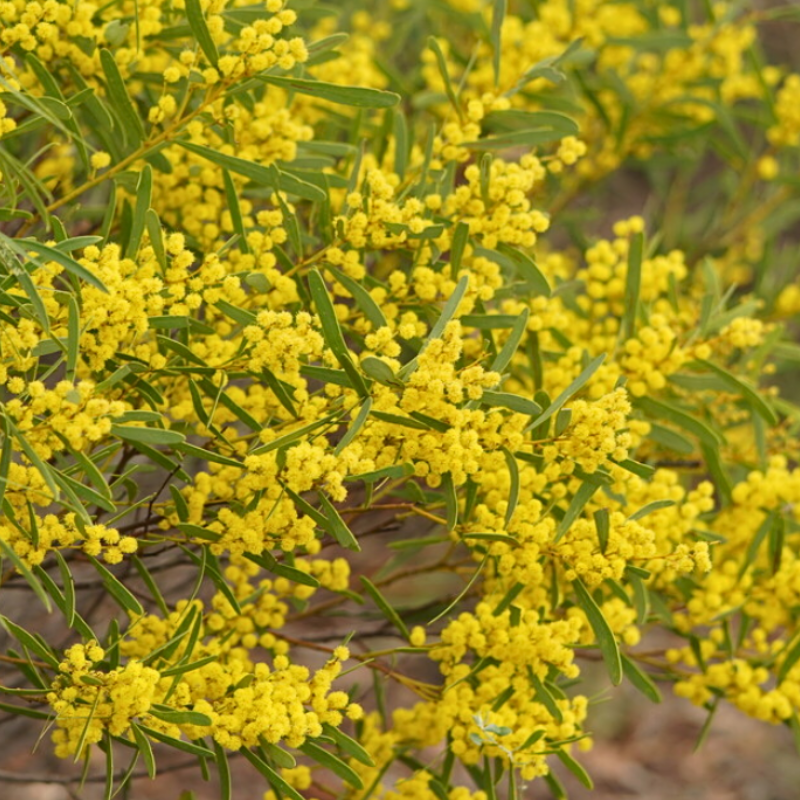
xmin=111 ymin=424 xmax=185 ymax=446
xmin=250 ymin=414 xmax=340 ymax=456
xmin=527 ymin=354 xmax=605 ymax=431
xmin=360 ymin=576 xmax=410 ymax=639
xmin=99 ymin=49 xmax=145 ymax=148
xmin=149 ymin=706 xmax=212 ymax=727
xmin=636 ymin=396 xmax=723 ymax=449
xmin=244 ymin=549 xmax=320 ymax=589
xmin=484 ymin=109 xmax=579 ymax=136
xmin=88 ymin=556 xmax=145 ymax=616
xmin=481 ymin=391 xmax=541 ymax=416
xmin=262 ymin=368 xmax=299 ymax=419
xmin=213 ymin=740 xmax=232 ymax=800
xmin=258 ymin=74 xmax=400 ymax=108
xmin=131 ymin=722 xmax=157 ymax=779
xmin=442 ymin=471 xmax=458 ymax=531
xmin=299 ymin=740 xmax=364 ymax=789
xmin=465 ymin=129 xmax=571 ymax=150
xmin=2 ymin=235 xmax=108 ymax=292
xmin=397 ymin=275 xmax=469 ymax=381
xmin=693 ymin=359 xmax=778 ymax=425
xmin=0 ymin=616 xmax=60 ymax=668
xmin=137 ymin=726 xmax=214 ymax=757
xmin=335 ymin=397 xmax=372 ymax=455
xmin=0 ymin=536 xmax=52 ymax=613
xmin=145 ymin=209 xmax=167 ymax=271
xmin=361 ymin=357 xmax=401 ymax=386
xmin=177 ymin=141 xmax=325 ymax=202
xmin=504 ymin=38 xmax=582 ymax=96
xmin=54 ymin=551 xmax=76 ymax=627
xmin=318 ymin=491 xmax=360 ymax=551
xmin=239 ymin=748 xmax=304 ymax=800
xmin=502 ymin=447 xmax=519 ymax=526
xmin=627 ymin=497 xmax=675 ymax=523
xmin=185 ymin=0 xmax=219 ymax=66
xmin=426 ymin=37 xmax=462 ymax=116
xmin=491 ymin=0 xmax=506 ymax=86
xmin=490 ymin=309 xmax=530 ymax=375
xmin=0 ymin=237 xmax=49 ymax=333
xmin=555 ymin=748 xmax=593 ymax=790
xmin=450 ymin=221 xmax=470 ymax=275
xmin=530 ymin=670 xmax=563 ymax=723
xmin=623 ymin=230 xmax=644 ymax=340
xmin=308 ymin=269 xmax=369 ymax=396
xmin=594 ymin=508 xmax=609 ymax=554
xmin=125 ymin=165 xmax=152 ymax=259
xmin=572 ymin=577 xmax=622 ymax=686
xmin=496 ymin=244 xmax=551 ymax=297
xmin=554 ymin=481 xmax=600 ymax=543
xmin=321 ymin=722 xmax=374 ymax=767
xmin=328 ymin=269 xmax=388 ymax=330
xmin=621 ymin=654 xmax=662 ymax=703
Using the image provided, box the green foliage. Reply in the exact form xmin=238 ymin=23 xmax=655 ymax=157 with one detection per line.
xmin=1 ymin=0 xmax=800 ymax=797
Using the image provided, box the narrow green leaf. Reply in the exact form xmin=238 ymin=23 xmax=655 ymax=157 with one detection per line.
xmin=89 ymin=556 xmax=144 ymax=616
xmin=398 ymin=274 xmax=469 ymax=381
xmin=250 ymin=414 xmax=340 ymax=456
xmin=427 ymin=37 xmax=461 ymax=117
xmin=5 ymin=235 xmax=108 ymax=292
xmin=530 ymin=669 xmax=563 ymax=723
xmin=621 ymin=654 xmax=662 ymax=703
xmin=693 ymin=359 xmax=778 ymax=425
xmin=111 ymin=424 xmax=185 ymax=446
xmin=185 ymin=0 xmax=219 ymax=66
xmin=0 ymin=536 xmax=52 ymax=613
xmin=318 ymin=491 xmax=360 ymax=551
xmin=329 ymin=269 xmax=388 ymax=330
xmin=149 ymin=706 xmax=212 ymax=727
xmin=636 ymin=396 xmax=723 ymax=448
xmin=490 ymin=309 xmax=530 ymax=377
xmin=261 ymin=368 xmax=299 ymax=419
xmin=137 ymin=726 xmax=213 ymax=757
xmin=361 ymin=357 xmax=401 ymax=386
xmin=177 ymin=141 xmax=324 ymax=202
xmin=628 ymin=499 xmax=675 ymax=521
xmin=502 ymin=447 xmax=519 ymax=526
xmin=321 ymin=723 xmax=374 ymax=767
xmin=554 ymin=481 xmax=600 ymax=543
xmin=555 ymin=748 xmax=593 ymax=790
xmin=258 ymin=74 xmax=400 ymax=108
xmin=239 ymin=748 xmax=304 ymax=800
xmin=594 ymin=508 xmax=609 ymax=554
xmin=496 ymin=244 xmax=551 ymax=297
xmin=623 ymin=230 xmax=644 ymax=340
xmin=0 ymin=616 xmax=60 ymax=668
xmin=308 ymin=269 xmax=369 ymax=395
xmin=125 ymin=165 xmax=152 ymax=259
xmin=54 ymin=556 xmax=76 ymax=629
xmin=491 ymin=0 xmax=507 ymax=86
xmin=335 ymin=397 xmax=372 ymax=455
xmin=131 ymin=722 xmax=156 ymax=779
xmin=213 ymin=739 xmax=232 ymax=800
xmin=300 ymin=740 xmax=364 ymax=789
xmin=100 ymin=49 xmax=145 ymax=147
xmin=481 ymin=392 xmax=541 ymax=416
xmin=572 ymin=577 xmax=622 ymax=686
xmin=442 ymin=471 xmax=458 ymax=531
xmin=244 ymin=550 xmax=320 ymax=589
xmin=465 ymin=129 xmax=571 ymax=149
xmin=528 ymin=354 xmax=605 ymax=431
xmin=145 ymin=209 xmax=167 ymax=271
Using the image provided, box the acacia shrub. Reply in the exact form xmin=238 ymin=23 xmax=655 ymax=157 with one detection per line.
xmin=1 ymin=0 xmax=800 ymax=797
